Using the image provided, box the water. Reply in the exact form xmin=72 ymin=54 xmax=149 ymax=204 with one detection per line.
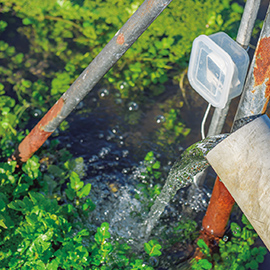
xmin=144 ymin=134 xmax=228 ymax=236
xmin=62 ymin=98 xmax=228 ymax=245
xmin=57 ymin=87 xmax=240 ymax=267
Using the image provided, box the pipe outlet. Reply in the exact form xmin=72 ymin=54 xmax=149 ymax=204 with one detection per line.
xmin=206 ymin=114 xmax=270 ymax=251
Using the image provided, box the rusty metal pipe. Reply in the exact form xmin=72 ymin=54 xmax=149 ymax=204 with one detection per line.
xmin=201 ymin=2 xmax=270 ymax=239
xmin=207 ymin=115 xmax=270 ymax=251
xmin=12 ymin=0 xmax=172 ymax=163
xmin=207 ymin=0 xmax=261 ymax=137
xmin=233 ymin=3 xmax=270 ymax=125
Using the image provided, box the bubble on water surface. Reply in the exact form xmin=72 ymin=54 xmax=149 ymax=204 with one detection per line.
xmin=128 ymin=101 xmax=139 ymax=111
xmin=98 ymin=133 xmax=104 ymax=139
xmin=111 ymin=126 xmax=119 ymax=134
xmin=122 ymin=150 xmax=129 ymax=157
xmin=66 ymin=143 xmax=72 ymax=148
xmin=98 ymin=88 xmax=110 ymax=98
xmin=32 ymin=109 xmax=42 ymax=118
xmin=118 ymin=81 xmax=128 ymax=90
xmin=223 ymin=235 xmax=229 ymax=242
xmin=156 ymin=115 xmax=166 ymax=124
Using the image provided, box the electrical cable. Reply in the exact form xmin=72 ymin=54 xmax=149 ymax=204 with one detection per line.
xmin=201 ymin=103 xmax=211 ymax=139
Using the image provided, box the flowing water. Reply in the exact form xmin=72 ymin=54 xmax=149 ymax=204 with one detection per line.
xmin=75 ymin=130 xmax=228 ymax=253
xmin=144 ymin=134 xmax=229 ymax=236
xmin=57 ymin=86 xmax=269 ymax=268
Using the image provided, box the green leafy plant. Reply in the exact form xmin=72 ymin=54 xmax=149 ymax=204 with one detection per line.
xmin=1 ymin=1 xmax=263 ymax=269
xmin=0 ymin=0 xmax=244 ymax=119
xmin=144 ymin=239 xmax=162 ymax=257
xmin=173 ymin=218 xmax=198 ymax=244
xmin=0 ymin=146 xmax=162 ymax=269
xmin=157 ymin=108 xmax=191 ymax=145
xmin=191 ymin=214 xmax=268 ymax=270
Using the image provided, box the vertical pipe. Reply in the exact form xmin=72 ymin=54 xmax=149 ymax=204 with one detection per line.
xmin=201 ymin=0 xmax=266 ymax=239
xmin=11 ymin=0 xmax=173 ymax=164
xmin=201 ymin=178 xmax=235 ymax=237
xmin=206 ymin=115 xmax=270 ymax=251
xmin=207 ymin=0 xmax=261 ymax=137
xmin=233 ymin=3 xmax=270 ymax=126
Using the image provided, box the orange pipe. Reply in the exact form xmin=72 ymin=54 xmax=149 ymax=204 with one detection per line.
xmin=201 ymin=176 xmax=235 ymax=237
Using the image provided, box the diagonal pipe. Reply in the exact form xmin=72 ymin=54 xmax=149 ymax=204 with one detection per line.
xmin=11 ymin=0 xmax=172 ymax=164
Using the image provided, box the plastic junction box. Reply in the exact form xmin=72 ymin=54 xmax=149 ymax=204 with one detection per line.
xmin=188 ymin=32 xmax=249 ymax=108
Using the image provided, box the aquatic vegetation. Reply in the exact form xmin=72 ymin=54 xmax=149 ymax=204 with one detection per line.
xmin=1 ymin=0 xmax=267 ymax=269
xmin=157 ymin=108 xmax=191 ymax=145
xmin=0 ymin=0 xmax=243 ymax=116
xmin=191 ymin=214 xmax=268 ymax=270
xmin=0 ymin=147 xmax=161 ymax=269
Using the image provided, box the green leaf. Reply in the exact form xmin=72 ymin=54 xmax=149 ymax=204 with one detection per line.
xmin=198 ymin=259 xmax=212 ymax=269
xmin=8 ymin=200 xmax=26 ymax=212
xmin=95 ymin=222 xmax=111 ymax=245
xmin=46 ymin=259 xmax=59 ymax=270
xmin=22 ymin=18 xmax=34 ymax=25
xmin=13 ymin=183 xmax=29 ymax=196
xmin=144 ymin=151 xmax=154 ymax=161
xmin=48 ymin=165 xmax=65 ymax=178
xmin=144 ymin=240 xmax=162 ymax=257
xmin=152 ymin=161 xmax=160 ymax=169
xmin=197 ymin=239 xmax=209 ymax=254
xmin=66 ymin=188 xmax=75 ymax=201
xmin=231 ymin=3 xmax=244 ymax=13
xmin=231 ymin=222 xmax=241 ymax=237
xmin=258 ymin=246 xmax=267 ymax=256
xmin=256 ymin=254 xmax=265 ymax=263
xmin=84 ymin=198 xmax=96 ymax=211
xmin=241 ymin=214 xmax=253 ymax=230
xmin=249 ymin=259 xmax=258 ymax=269
xmin=77 ymin=183 xmax=91 ymax=198
xmin=70 ymin=171 xmax=83 ymax=190
xmin=0 ymin=216 xmax=7 ymax=229
xmin=0 ymin=199 xmax=6 ymax=212
xmin=251 ymin=247 xmax=258 ymax=256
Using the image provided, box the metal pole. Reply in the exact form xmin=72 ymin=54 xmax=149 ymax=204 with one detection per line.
xmin=207 ymin=0 xmax=261 ymax=136
xmin=233 ymin=3 xmax=270 ymax=128
xmin=11 ymin=0 xmax=172 ymax=164
xmin=201 ymin=2 xmax=270 ymax=241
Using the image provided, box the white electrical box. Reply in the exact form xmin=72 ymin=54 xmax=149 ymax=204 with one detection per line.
xmin=188 ymin=32 xmax=249 ymax=108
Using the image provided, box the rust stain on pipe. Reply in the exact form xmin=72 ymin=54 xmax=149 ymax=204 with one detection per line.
xmin=146 ymin=0 xmax=155 ymax=10
xmin=253 ymin=37 xmax=270 ymax=113
xmin=13 ymin=98 xmax=64 ymax=163
xmin=202 ymin=177 xmax=235 ymax=237
xmin=117 ymin=33 xmax=125 ymax=45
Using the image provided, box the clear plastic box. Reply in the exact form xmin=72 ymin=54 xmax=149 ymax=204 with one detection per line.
xmin=188 ymin=32 xmax=249 ymax=108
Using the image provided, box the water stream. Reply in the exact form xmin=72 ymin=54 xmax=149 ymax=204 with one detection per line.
xmin=144 ymin=134 xmax=228 ymax=236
